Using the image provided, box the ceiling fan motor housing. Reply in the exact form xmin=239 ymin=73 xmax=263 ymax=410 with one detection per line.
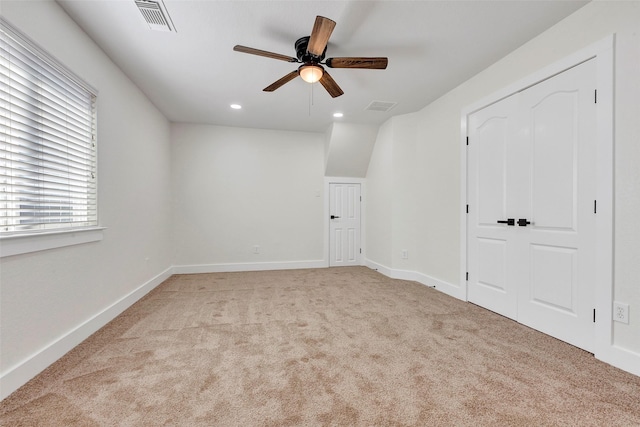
xmin=295 ymin=36 xmax=326 ymax=63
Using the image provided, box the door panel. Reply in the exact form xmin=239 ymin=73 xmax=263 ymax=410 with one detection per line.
xmin=477 ymin=238 xmax=507 ymax=292
xmin=531 ymin=91 xmax=578 ymax=230
xmin=333 ymin=229 xmax=343 ymax=262
xmin=329 ymin=183 xmax=361 ymax=267
xmin=477 ymin=117 xmax=508 ymax=226
xmin=529 ymin=244 xmax=577 ymax=313
xmin=347 ymin=228 xmax=356 ymax=262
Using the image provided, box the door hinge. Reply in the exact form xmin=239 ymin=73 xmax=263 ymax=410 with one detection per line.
xmin=593 ymin=308 xmax=596 ymax=323
xmin=594 ymin=200 xmax=597 ymax=214
xmin=360 ymin=248 xmax=362 ymax=254
xmin=466 ymin=204 xmax=469 ymax=214
xmin=466 ymin=136 xmax=469 ymax=146
xmin=360 ymin=196 xmax=362 ymax=202
xmin=594 ymin=89 xmax=597 ymax=104
xmin=466 ymin=272 xmax=469 ymax=281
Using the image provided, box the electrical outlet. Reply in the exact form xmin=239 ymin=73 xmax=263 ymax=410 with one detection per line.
xmin=401 ymin=250 xmax=408 ymax=260
xmin=253 ymin=245 xmax=260 ymax=254
xmin=613 ymin=302 xmax=629 ymax=324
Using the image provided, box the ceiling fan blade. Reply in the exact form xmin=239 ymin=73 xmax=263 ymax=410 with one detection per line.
xmin=319 ymin=71 xmax=344 ymax=98
xmin=307 ymin=16 xmax=336 ymax=57
xmin=233 ymin=45 xmax=298 ymax=62
xmin=325 ymin=57 xmax=388 ymax=69
xmin=263 ymin=70 xmax=299 ymax=92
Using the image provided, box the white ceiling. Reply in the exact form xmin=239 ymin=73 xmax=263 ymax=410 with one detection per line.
xmin=57 ymin=0 xmax=589 ymax=133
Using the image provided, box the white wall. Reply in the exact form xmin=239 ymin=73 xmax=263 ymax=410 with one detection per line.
xmin=364 ymin=119 xmax=394 ymax=268
xmin=365 ymin=0 xmax=640 ymax=357
xmin=0 ymin=1 xmax=173 ymax=397
xmin=390 ymin=114 xmax=419 ymax=273
xmin=171 ymin=124 xmax=325 ymax=270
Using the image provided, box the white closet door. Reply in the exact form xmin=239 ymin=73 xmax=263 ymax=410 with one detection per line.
xmin=467 ymin=59 xmax=597 ymax=352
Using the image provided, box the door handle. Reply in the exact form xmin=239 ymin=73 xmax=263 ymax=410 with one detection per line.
xmin=518 ymin=218 xmax=531 ymax=227
xmin=330 ymin=215 xmax=340 ymax=219
xmin=497 ymin=218 xmax=515 ymax=226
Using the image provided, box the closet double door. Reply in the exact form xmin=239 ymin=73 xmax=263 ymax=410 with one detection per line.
xmin=467 ymin=59 xmax=597 ymax=352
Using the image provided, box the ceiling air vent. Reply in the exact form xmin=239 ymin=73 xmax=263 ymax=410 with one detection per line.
xmin=135 ymin=0 xmax=175 ymax=32
xmin=365 ymin=101 xmax=397 ymax=112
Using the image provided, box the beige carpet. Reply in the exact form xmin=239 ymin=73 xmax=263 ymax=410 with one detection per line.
xmin=2 ymin=267 xmax=639 ymax=426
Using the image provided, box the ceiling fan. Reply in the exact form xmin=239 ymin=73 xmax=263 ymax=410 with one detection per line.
xmin=233 ymin=16 xmax=388 ymax=98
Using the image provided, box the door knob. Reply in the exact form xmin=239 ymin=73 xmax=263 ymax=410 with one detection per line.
xmin=331 ymin=215 xmax=340 ymax=219
xmin=497 ymin=218 xmax=515 ymax=226
xmin=518 ymin=218 xmax=531 ymax=227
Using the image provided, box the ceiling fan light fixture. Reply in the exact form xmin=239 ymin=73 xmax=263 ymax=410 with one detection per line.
xmin=299 ymin=64 xmax=323 ymax=83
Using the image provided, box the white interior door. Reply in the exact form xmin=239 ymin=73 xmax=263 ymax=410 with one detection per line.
xmin=467 ymin=59 xmax=597 ymax=352
xmin=329 ymin=183 xmax=361 ymax=267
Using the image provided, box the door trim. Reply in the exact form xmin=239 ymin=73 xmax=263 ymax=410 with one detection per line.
xmin=324 ymin=177 xmax=366 ymax=267
xmin=461 ymin=36 xmax=615 ymax=367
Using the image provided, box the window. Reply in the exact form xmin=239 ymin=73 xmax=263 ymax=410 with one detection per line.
xmin=0 ymin=18 xmax=97 ymax=236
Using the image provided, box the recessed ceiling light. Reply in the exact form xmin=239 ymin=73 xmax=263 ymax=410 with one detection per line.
xmin=333 ymin=112 xmax=344 ymax=118
xmin=230 ymin=104 xmax=242 ymax=110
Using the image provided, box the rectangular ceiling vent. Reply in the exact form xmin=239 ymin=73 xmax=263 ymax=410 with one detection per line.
xmin=135 ymin=0 xmax=175 ymax=32
xmin=365 ymin=101 xmax=398 ymax=112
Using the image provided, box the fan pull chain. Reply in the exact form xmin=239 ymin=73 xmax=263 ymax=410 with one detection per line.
xmin=308 ymin=81 xmax=315 ymax=116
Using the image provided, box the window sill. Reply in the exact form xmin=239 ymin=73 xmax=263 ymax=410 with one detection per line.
xmin=0 ymin=227 xmax=105 ymax=258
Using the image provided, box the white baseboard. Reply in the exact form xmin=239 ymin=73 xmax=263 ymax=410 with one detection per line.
xmin=597 ymin=344 xmax=640 ymax=378
xmin=365 ymin=259 xmax=465 ymax=300
xmin=173 ymin=260 xmax=326 ymax=274
xmin=0 ymin=266 xmax=174 ymax=400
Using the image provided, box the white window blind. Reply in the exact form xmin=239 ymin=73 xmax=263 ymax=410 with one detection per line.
xmin=0 ymin=19 xmax=97 ymax=235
